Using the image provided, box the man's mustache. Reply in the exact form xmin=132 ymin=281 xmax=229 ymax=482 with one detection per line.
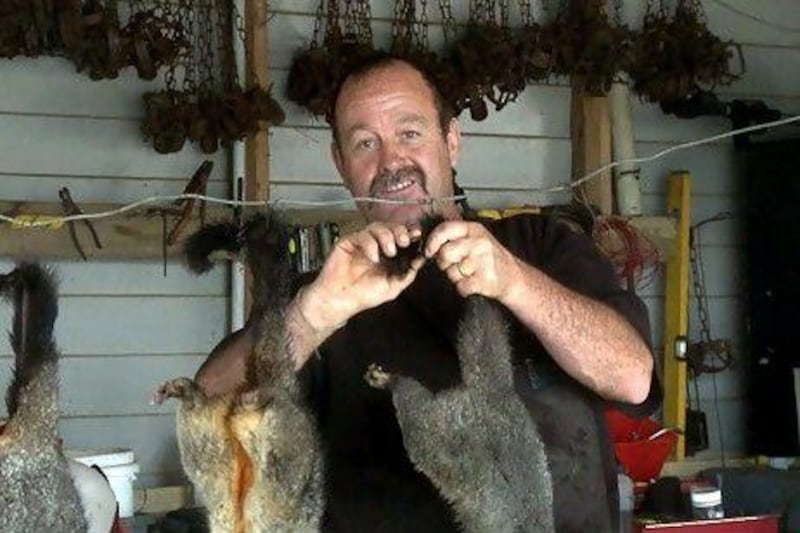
xmin=369 ymin=166 xmax=428 ymax=199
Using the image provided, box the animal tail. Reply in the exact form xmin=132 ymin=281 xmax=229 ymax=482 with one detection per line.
xmin=182 ymin=211 xmax=295 ymax=388
xmin=182 ymin=211 xmax=292 ymax=311
xmin=241 ymin=211 xmax=293 ymax=317
xmin=0 ymin=263 xmax=60 ymax=434
xmin=239 ymin=212 xmax=297 ymax=390
xmin=183 ymin=221 xmax=242 ymax=274
xmin=456 ymin=295 xmax=515 ymax=392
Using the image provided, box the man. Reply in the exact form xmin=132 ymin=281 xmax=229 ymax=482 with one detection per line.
xmin=197 ymin=54 xmax=660 ymax=532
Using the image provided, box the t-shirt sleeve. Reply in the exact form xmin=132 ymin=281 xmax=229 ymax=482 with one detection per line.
xmin=493 ymin=214 xmax=662 ymax=417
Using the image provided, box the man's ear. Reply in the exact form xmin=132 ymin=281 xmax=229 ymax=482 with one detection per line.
xmin=445 ymin=118 xmax=461 ymax=168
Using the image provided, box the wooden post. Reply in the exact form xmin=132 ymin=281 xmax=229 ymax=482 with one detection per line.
xmin=244 ymin=0 xmax=270 ymax=204
xmin=663 ymin=171 xmax=691 ymax=460
xmin=243 ymin=0 xmax=271 ymax=312
xmin=570 ymin=80 xmax=613 ymax=215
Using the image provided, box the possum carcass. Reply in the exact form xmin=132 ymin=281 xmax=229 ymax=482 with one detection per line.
xmin=154 ymin=213 xmax=324 ymax=533
xmin=366 ymin=221 xmax=555 ymax=533
xmin=0 ymin=263 xmax=88 ymax=532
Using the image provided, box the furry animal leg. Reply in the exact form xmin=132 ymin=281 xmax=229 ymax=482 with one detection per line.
xmin=231 ymin=391 xmax=324 ymax=532
xmin=155 ymin=377 xmax=240 ymax=532
xmin=367 ymin=296 xmax=555 ymax=533
xmin=163 ymin=212 xmax=325 ymax=532
xmin=0 ymin=264 xmax=88 ymax=533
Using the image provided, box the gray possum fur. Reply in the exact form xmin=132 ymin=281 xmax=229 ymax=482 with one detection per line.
xmin=156 ymin=213 xmax=324 ymax=532
xmin=0 ymin=263 xmax=88 ymax=533
xmin=367 ymin=295 xmax=555 ymax=533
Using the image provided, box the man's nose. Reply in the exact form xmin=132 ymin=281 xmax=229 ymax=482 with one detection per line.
xmin=378 ymin=140 xmax=408 ymax=173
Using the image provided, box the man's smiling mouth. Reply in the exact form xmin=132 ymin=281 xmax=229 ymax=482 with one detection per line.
xmin=381 ymin=178 xmax=416 ymax=195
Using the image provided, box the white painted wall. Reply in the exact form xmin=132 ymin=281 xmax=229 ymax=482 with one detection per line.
xmin=1 ymin=0 xmax=799 ymax=487
xmin=0 ymin=57 xmax=231 ymax=487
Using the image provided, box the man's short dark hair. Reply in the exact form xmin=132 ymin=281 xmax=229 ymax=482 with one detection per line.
xmin=329 ymin=51 xmax=455 ymax=144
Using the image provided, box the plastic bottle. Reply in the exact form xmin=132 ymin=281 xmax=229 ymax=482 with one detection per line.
xmin=690 ymin=486 xmax=724 ymax=520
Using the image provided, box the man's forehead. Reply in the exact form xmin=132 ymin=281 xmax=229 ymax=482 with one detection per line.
xmin=341 ymin=111 xmax=431 ymax=141
xmin=339 ymin=63 xmax=433 ymax=106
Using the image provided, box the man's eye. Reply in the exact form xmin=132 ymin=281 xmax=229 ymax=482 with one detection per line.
xmin=402 ymin=130 xmax=421 ymax=140
xmin=355 ymin=138 xmax=375 ymax=151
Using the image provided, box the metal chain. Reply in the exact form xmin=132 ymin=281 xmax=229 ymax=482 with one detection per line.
xmin=128 ymin=0 xmax=145 ymax=17
xmin=406 ymin=0 xmax=419 ymax=50
xmin=688 ymin=217 xmax=735 ymax=375
xmin=499 ymin=0 xmax=510 ymax=28
xmin=184 ymin=0 xmax=199 ymax=92
xmin=325 ymin=0 xmax=341 ymax=44
xmin=468 ymin=0 xmax=478 ymax=24
xmin=311 ymin=0 xmax=326 ymax=48
xmin=343 ymin=0 xmax=358 ymax=38
xmin=392 ymin=0 xmax=416 ymax=52
xmin=213 ymin=0 xmax=233 ymax=89
xmin=612 ymin=0 xmax=624 ymax=25
xmin=392 ymin=0 xmax=403 ymax=45
xmin=166 ymin=0 xmax=196 ymax=93
xmin=517 ymin=0 xmax=532 ymax=27
xmin=197 ymin=0 xmax=216 ymax=91
xmin=419 ymin=0 xmax=429 ymax=50
xmin=438 ymin=0 xmax=456 ymax=44
xmin=690 ymin=228 xmax=712 ymax=344
xmin=681 ymin=0 xmax=707 ymax=23
xmin=356 ymin=0 xmax=372 ymax=44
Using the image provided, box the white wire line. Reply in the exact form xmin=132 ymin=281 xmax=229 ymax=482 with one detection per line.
xmin=708 ymin=0 xmax=800 ymax=33
xmin=3 ymin=113 xmax=800 ymax=228
xmin=0 ymin=194 xmax=467 ymax=227
xmin=564 ymin=113 xmax=800 ymax=193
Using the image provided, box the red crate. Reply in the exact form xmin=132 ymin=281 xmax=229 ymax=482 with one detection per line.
xmin=635 ymin=515 xmax=780 ymax=532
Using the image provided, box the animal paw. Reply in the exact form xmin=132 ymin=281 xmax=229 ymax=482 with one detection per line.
xmin=152 ymin=377 xmax=202 ymax=407
xmin=364 ymin=363 xmax=394 ymax=389
xmin=236 ymin=388 xmax=273 ymax=412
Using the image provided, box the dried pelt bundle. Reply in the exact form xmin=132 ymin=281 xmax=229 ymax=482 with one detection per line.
xmin=155 ymin=212 xmax=324 ymax=533
xmin=0 ymin=263 xmax=87 ymax=532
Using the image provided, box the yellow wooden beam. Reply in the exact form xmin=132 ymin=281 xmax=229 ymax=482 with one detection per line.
xmin=663 ymin=171 xmax=691 ymax=459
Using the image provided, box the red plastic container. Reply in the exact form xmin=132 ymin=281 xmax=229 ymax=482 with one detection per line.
xmin=605 ymin=409 xmax=678 ymax=482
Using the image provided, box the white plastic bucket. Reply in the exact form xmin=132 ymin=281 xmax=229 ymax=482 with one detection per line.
xmin=67 ymin=448 xmax=140 ymax=518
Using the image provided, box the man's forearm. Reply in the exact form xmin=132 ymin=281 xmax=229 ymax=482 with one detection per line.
xmin=286 ymin=287 xmax=343 ymax=370
xmin=501 ymin=261 xmax=653 ymax=404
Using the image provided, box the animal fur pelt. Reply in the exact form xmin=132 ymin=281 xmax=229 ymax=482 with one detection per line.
xmin=155 ymin=212 xmax=324 ymax=533
xmin=0 ymin=263 xmax=88 ymax=533
xmin=367 ymin=255 xmax=555 ymax=531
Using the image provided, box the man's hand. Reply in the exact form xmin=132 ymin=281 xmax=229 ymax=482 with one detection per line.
xmin=424 ymin=220 xmax=523 ymax=302
xmin=289 ymin=222 xmax=425 ymax=365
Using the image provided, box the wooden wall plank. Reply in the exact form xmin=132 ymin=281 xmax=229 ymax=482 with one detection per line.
xmin=0 ymin=296 xmax=228 ymax=356
xmin=0 ymin=355 xmax=206 ymax=418
xmin=0 ymin=115 xmax=226 ymax=179
xmin=0 ymin=57 xmax=162 ymax=118
xmin=0 ymin=259 xmax=226 ymax=296
xmin=0 ymin=177 xmax=228 ymax=204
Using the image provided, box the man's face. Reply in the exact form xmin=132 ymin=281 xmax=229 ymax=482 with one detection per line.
xmin=331 ymin=61 xmax=461 ymax=225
